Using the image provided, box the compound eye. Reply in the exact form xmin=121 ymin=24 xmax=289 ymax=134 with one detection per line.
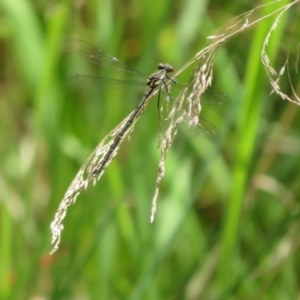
xmin=157 ymin=63 xmax=165 ymax=70
xmin=167 ymin=65 xmax=174 ymax=72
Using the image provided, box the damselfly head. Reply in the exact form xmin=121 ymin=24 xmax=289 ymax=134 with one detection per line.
xmin=157 ymin=63 xmax=173 ymax=73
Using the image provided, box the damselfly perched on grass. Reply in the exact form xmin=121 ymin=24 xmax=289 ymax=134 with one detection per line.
xmin=50 ymin=37 xmax=226 ymax=254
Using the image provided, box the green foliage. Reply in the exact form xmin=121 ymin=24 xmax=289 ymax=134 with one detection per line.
xmin=1 ymin=0 xmax=300 ymax=299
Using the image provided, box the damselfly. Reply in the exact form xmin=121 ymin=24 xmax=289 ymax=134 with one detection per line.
xmin=50 ymin=37 xmax=225 ymax=254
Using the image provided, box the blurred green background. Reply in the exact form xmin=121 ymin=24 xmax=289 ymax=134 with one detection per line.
xmin=1 ymin=0 xmax=300 ymax=299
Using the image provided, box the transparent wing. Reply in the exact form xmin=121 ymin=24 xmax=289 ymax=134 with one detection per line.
xmin=169 ymin=82 xmax=227 ymax=105
xmin=69 ymin=74 xmax=146 ymax=92
xmin=201 ymin=89 xmax=227 ymax=105
xmin=181 ymin=115 xmax=220 ymax=141
xmin=66 ymin=37 xmax=147 ymax=79
xmin=165 ymin=86 xmax=225 ymax=141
